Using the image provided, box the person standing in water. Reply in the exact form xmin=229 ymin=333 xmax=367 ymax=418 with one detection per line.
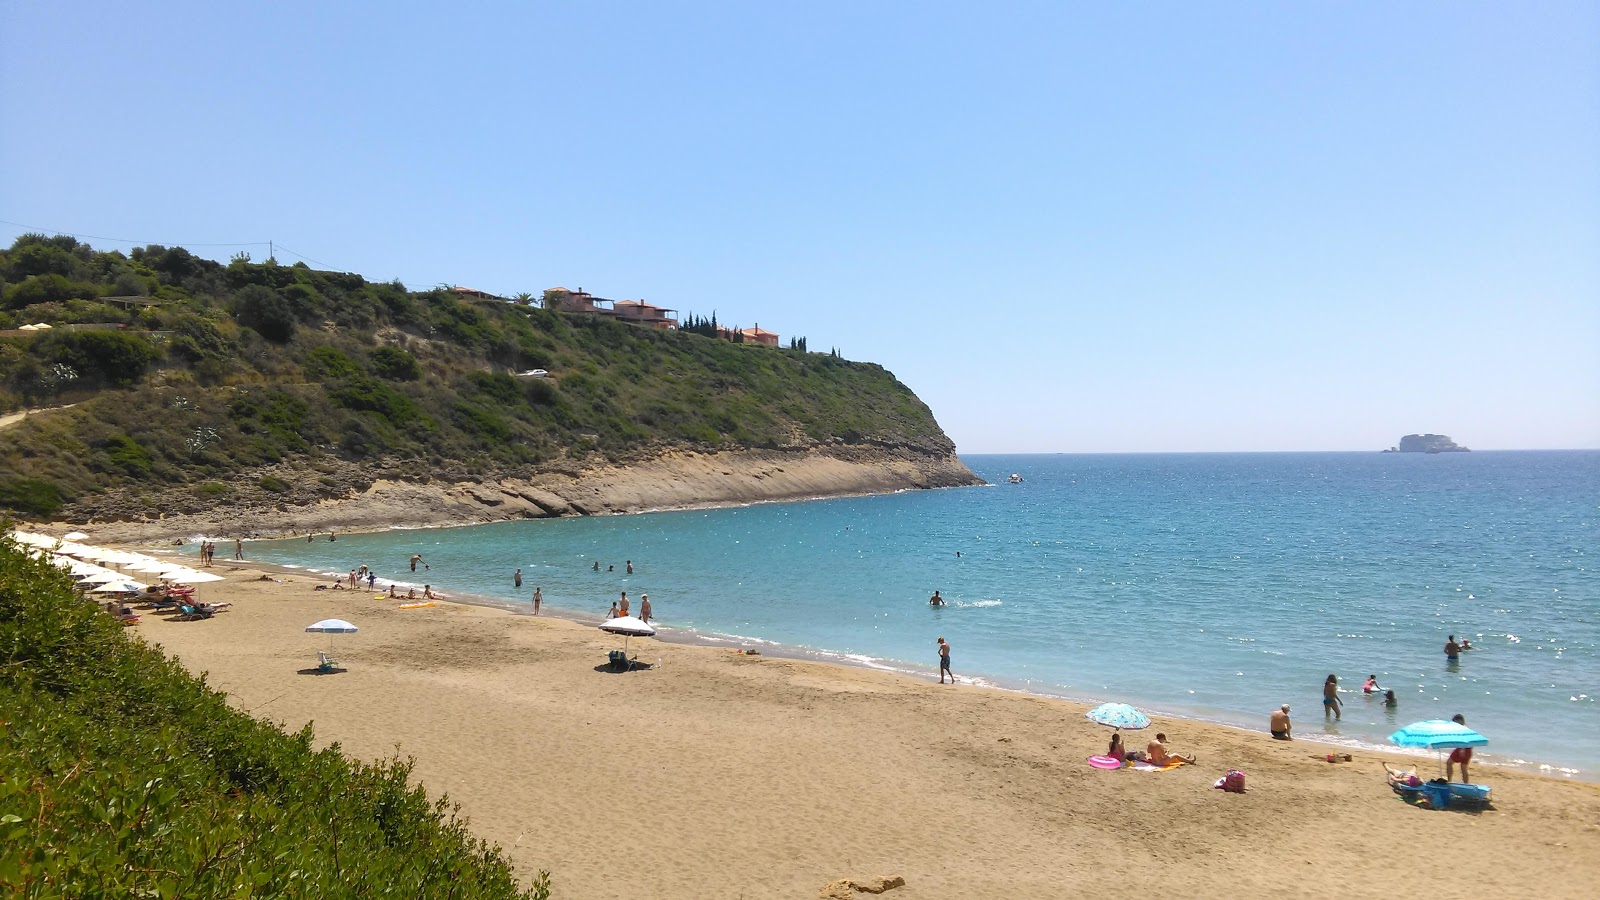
xmin=618 ymin=592 xmax=630 ymax=617
xmin=626 ymin=560 xmax=633 ymax=574
xmin=929 ymin=590 xmax=945 ymax=606
xmin=1323 ymin=674 xmax=1342 ymax=721
xmin=410 ymin=554 xmax=422 ymax=572
xmin=532 ymin=586 xmax=541 ymax=615
xmin=234 ymin=538 xmax=243 ymax=560
xmin=514 ymin=568 xmax=522 ymax=589
xmin=639 ymin=593 xmax=651 ymax=624
xmin=937 ymin=637 xmax=953 ymax=684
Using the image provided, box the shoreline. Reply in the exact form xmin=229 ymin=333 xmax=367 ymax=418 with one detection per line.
xmin=151 ymin=553 xmax=1590 ymax=784
xmin=123 ymin=557 xmax=1600 ymax=898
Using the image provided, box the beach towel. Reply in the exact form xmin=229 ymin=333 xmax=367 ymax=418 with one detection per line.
xmin=1128 ymin=759 xmax=1186 ymax=772
xmin=398 ymin=601 xmax=437 ymax=609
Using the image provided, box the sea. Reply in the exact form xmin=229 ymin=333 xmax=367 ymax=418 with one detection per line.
xmin=241 ymin=451 xmax=1599 ymax=778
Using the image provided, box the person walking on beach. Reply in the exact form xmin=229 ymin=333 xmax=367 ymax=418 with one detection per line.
xmin=514 ymin=568 xmax=522 ymax=589
xmin=348 ymin=569 xmax=358 ymax=589
xmin=532 ymin=586 xmax=541 ymax=615
xmin=1270 ymin=705 xmax=1292 ymax=740
xmin=1323 ymin=674 xmax=1342 ymax=721
xmin=937 ymin=637 xmax=953 ymax=684
xmin=367 ymin=571 xmax=376 ymax=590
xmin=234 ymin=538 xmax=243 ymax=560
xmin=639 ymin=593 xmax=651 ymax=624
xmin=608 ymin=601 xmax=620 ymax=619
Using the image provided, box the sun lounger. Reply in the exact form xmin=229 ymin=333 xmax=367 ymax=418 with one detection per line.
xmin=317 ymin=652 xmax=340 ymax=672
xmin=175 ymin=604 xmax=213 ymax=621
xmin=1448 ymin=783 xmax=1492 ymax=806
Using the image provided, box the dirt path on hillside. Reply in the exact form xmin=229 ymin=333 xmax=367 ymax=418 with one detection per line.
xmin=0 ymin=403 xmax=76 ymax=430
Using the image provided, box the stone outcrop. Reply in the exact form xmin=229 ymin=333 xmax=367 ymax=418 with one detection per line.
xmin=819 ymin=875 xmax=906 ymax=898
xmin=55 ymin=445 xmax=985 ymax=543
xmin=1386 ymin=434 xmax=1470 ymax=453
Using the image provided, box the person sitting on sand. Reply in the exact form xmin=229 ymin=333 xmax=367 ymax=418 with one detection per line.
xmin=423 ymin=584 xmax=435 ymax=600
xmin=1270 ymin=704 xmax=1292 ymax=740
xmin=1363 ymin=674 xmax=1381 ymax=694
xmin=929 ymin=590 xmax=944 ymax=606
xmin=1146 ymin=733 xmax=1196 ymax=766
xmin=407 ymin=587 xmax=417 ymax=599
xmin=1383 ymin=690 xmax=1398 ymax=707
xmin=608 ymin=602 xmax=621 ymax=619
xmin=1107 ymin=732 xmax=1127 ymax=763
xmin=331 ymin=581 xmax=346 ymax=591
xmin=1446 ymin=714 xmax=1473 ymax=782
xmin=389 ymin=585 xmax=398 ymax=598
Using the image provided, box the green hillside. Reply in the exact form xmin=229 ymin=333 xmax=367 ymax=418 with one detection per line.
xmin=0 ymin=235 xmax=959 ymax=520
xmin=0 ymin=537 xmax=549 ymax=897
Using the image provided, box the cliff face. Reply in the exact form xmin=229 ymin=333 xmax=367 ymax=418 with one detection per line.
xmin=0 ymin=236 xmax=982 ymax=532
xmin=68 ymin=444 xmax=983 ymax=543
xmin=1393 ymin=434 xmax=1470 ymax=453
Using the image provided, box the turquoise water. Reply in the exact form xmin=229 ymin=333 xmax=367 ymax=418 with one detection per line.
xmin=244 ymin=451 xmax=1599 ymax=776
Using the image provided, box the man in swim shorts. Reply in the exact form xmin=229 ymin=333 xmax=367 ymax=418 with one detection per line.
xmin=1270 ymin=705 xmax=1292 ymax=740
xmin=1446 ymin=714 xmax=1473 ymax=782
xmin=937 ymin=637 xmax=953 ymax=684
xmin=1445 ymin=635 xmax=1460 ymax=661
xmin=929 ymin=590 xmax=944 ymax=606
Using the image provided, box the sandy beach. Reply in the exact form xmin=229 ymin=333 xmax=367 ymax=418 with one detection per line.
xmin=133 ymin=562 xmax=1600 ymax=899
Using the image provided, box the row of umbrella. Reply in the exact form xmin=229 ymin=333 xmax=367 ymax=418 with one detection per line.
xmin=10 ymin=529 xmax=225 ymax=596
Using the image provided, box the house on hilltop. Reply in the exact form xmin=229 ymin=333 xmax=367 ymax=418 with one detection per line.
xmin=543 ymin=286 xmax=608 ymax=313
xmin=608 ymin=299 xmax=678 ymax=330
xmin=740 ymin=324 xmax=779 ymax=347
xmin=451 ymin=286 xmax=503 ymax=301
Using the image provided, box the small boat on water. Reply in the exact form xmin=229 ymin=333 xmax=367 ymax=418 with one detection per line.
xmin=1008 ymin=473 xmax=1023 ymax=484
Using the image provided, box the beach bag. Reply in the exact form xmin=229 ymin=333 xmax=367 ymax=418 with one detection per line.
xmin=1214 ymin=770 xmax=1246 ymax=793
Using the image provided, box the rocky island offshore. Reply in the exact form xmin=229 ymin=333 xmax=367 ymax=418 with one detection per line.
xmin=0 ymin=235 xmax=981 ymax=541
xmin=1384 ymin=434 xmax=1471 ymax=453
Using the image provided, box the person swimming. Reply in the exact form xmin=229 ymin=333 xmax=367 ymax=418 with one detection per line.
xmin=1383 ymin=690 xmax=1398 ymax=707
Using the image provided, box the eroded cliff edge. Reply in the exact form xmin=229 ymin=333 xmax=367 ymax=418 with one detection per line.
xmin=65 ymin=445 xmax=983 ymax=543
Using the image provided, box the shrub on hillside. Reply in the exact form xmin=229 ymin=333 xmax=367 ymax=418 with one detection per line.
xmin=371 ymin=345 xmax=421 ymax=381
xmin=0 ymin=478 xmax=64 ymax=516
xmin=234 ymin=284 xmax=296 ymax=343
xmin=38 ymin=331 xmax=161 ymax=388
xmin=0 ymin=539 xmax=551 ymax=897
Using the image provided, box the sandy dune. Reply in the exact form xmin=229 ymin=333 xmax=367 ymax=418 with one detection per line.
xmin=137 ymin=564 xmax=1600 ymax=899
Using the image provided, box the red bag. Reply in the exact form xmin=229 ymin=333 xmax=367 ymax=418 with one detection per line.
xmin=1214 ymin=770 xmax=1246 ymax=793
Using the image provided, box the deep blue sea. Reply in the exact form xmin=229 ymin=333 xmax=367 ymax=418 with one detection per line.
xmin=243 ymin=451 xmax=1599 ymax=777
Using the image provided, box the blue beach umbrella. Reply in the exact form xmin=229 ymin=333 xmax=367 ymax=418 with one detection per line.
xmin=1389 ymin=719 xmax=1488 ymax=776
xmin=1086 ymin=702 xmax=1151 ymax=730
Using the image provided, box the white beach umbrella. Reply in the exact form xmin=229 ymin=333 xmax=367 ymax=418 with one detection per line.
xmin=306 ymin=618 xmax=358 ymax=655
xmin=78 ymin=570 xmax=125 ymax=585
xmin=10 ymin=532 xmax=57 ymax=548
xmin=162 ymin=568 xmax=224 ymax=583
xmin=599 ymin=615 xmax=656 ymax=659
xmin=93 ymin=580 xmax=148 ymax=593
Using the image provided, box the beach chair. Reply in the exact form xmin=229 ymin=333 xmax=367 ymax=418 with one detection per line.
xmin=1448 ymin=783 xmax=1492 ymax=807
xmin=608 ymin=649 xmax=631 ymax=671
xmin=175 ymin=603 xmax=213 ymax=621
xmin=317 ymin=652 xmax=340 ymax=673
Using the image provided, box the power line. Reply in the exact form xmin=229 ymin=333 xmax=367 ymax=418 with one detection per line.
xmin=0 ymin=218 xmax=271 ymax=249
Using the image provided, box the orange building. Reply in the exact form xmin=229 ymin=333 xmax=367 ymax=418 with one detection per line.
xmin=608 ymin=299 xmax=679 ymax=330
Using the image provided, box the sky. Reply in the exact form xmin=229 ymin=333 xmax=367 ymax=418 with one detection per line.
xmin=2 ymin=2 xmax=1596 ymax=453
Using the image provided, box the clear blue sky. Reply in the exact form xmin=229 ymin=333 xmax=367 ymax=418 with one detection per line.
xmin=3 ymin=2 xmax=1596 ymax=452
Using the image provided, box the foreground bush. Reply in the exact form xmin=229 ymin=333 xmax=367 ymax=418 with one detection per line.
xmin=0 ymin=538 xmax=550 ymax=898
